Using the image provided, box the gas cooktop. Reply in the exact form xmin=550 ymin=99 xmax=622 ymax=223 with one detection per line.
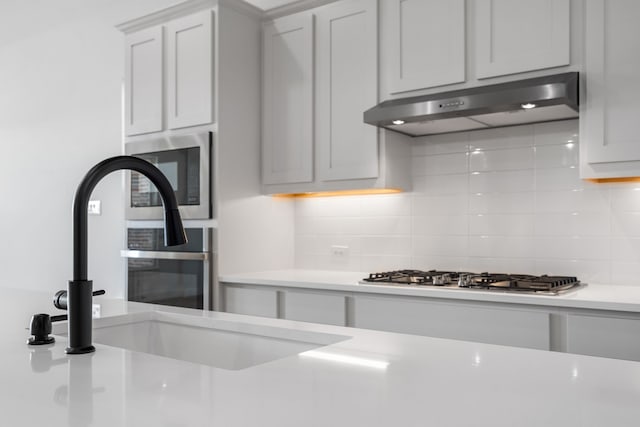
xmin=361 ymin=270 xmax=584 ymax=295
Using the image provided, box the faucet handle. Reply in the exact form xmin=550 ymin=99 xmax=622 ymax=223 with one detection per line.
xmin=53 ymin=289 xmax=105 ymax=310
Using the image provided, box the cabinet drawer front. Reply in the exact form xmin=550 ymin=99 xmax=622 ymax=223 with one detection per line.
xmin=167 ymin=10 xmax=214 ymax=129
xmin=567 ymin=314 xmax=640 ymax=362
xmin=223 ymin=286 xmax=278 ymax=318
xmin=125 ymin=26 xmax=163 ymax=135
xmin=283 ymin=291 xmax=346 ymax=326
xmin=354 ymin=296 xmax=550 ymax=350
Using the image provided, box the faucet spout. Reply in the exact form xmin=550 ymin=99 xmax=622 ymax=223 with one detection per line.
xmin=67 ymin=156 xmax=187 ymax=354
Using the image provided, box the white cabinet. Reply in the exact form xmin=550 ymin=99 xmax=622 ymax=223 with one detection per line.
xmin=354 ymin=295 xmax=551 ymax=350
xmin=283 ymin=290 xmax=347 ymax=326
xmin=567 ymin=314 xmax=640 ymax=362
xmin=262 ymin=13 xmax=314 ymax=185
xmin=315 ymin=0 xmax=378 ymax=181
xmin=383 ymin=0 xmax=465 ymax=94
xmin=166 ymin=11 xmax=214 ymax=130
xmin=474 ymin=0 xmax=570 ymax=79
xmin=222 ymin=286 xmax=278 ymax=318
xmin=261 ymin=0 xmax=410 ymax=195
xmin=124 ymin=26 xmax=163 ymax=135
xmin=122 ymin=10 xmax=214 ymax=136
xmin=580 ymin=0 xmax=640 ymax=179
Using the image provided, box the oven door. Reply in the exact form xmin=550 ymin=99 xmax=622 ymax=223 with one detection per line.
xmin=125 ymin=131 xmax=212 ymax=220
xmin=122 ymin=228 xmax=216 ymax=310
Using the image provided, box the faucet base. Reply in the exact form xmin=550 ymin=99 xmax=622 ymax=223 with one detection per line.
xmin=66 ymin=345 xmax=95 ymax=355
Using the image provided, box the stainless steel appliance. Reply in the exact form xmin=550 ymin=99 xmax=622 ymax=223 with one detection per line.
xmin=122 ymin=227 xmax=216 ymax=309
xmin=125 ymin=131 xmax=212 ymax=220
xmin=364 ymin=72 xmax=579 ymax=136
xmin=362 ymin=270 xmax=584 ymax=295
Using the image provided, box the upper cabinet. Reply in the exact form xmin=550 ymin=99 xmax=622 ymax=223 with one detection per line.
xmin=379 ymin=0 xmax=572 ymax=97
xmin=262 ymin=14 xmax=314 ymax=185
xmin=475 ymin=0 xmax=570 ymax=79
xmin=262 ymin=0 xmax=410 ymax=195
xmin=122 ymin=10 xmax=214 ymax=136
xmin=315 ymin=0 xmax=378 ymax=181
xmin=384 ymin=0 xmax=466 ymax=94
xmin=124 ymin=26 xmax=163 ymax=135
xmin=166 ymin=11 xmax=214 ymax=130
xmin=580 ymin=0 xmax=640 ymax=179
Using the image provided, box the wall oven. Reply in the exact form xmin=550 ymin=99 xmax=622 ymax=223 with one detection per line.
xmin=125 ymin=131 xmax=212 ymax=220
xmin=121 ymin=227 xmax=217 ymax=310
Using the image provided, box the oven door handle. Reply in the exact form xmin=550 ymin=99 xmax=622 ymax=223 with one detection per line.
xmin=120 ymin=250 xmax=209 ymax=261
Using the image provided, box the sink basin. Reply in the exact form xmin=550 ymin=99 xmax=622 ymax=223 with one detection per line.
xmin=53 ymin=311 xmax=349 ymax=370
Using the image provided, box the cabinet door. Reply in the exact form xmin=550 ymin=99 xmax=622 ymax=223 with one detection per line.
xmin=354 ymin=295 xmax=551 ymax=350
xmin=386 ymin=0 xmax=465 ymax=93
xmin=283 ymin=290 xmax=347 ymax=326
xmin=262 ymin=14 xmax=314 ymax=185
xmin=567 ymin=314 xmax=640 ymax=362
xmin=316 ymin=0 xmax=379 ymax=181
xmin=222 ymin=286 xmax=278 ymax=318
xmin=166 ymin=10 xmax=213 ymax=129
xmin=580 ymin=0 xmax=640 ymax=178
xmin=124 ymin=26 xmax=163 ymax=136
xmin=475 ymin=0 xmax=570 ymax=79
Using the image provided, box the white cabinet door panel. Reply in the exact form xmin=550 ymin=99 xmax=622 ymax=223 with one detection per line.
xmin=567 ymin=314 xmax=640 ymax=362
xmin=125 ymin=26 xmax=163 ymax=136
xmin=354 ymin=295 xmax=550 ymax=350
xmin=475 ymin=0 xmax=570 ymax=78
xmin=387 ymin=0 xmax=465 ymax=93
xmin=283 ymin=291 xmax=346 ymax=326
xmin=223 ymin=286 xmax=278 ymax=318
xmin=316 ymin=0 xmax=378 ymax=181
xmin=581 ymin=0 xmax=640 ymax=176
xmin=262 ymin=14 xmax=314 ymax=185
xmin=167 ymin=10 xmax=213 ymax=129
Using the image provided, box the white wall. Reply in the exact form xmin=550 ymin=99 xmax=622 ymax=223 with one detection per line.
xmin=0 ymin=0 xmax=176 ymax=297
xmin=295 ymin=119 xmax=640 ymax=287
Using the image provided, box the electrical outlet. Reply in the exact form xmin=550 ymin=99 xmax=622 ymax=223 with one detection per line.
xmin=330 ymin=245 xmax=349 ymax=257
xmin=88 ymin=200 xmax=101 ymax=215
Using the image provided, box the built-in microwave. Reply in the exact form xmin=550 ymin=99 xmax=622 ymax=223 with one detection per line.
xmin=125 ymin=132 xmax=212 ymax=220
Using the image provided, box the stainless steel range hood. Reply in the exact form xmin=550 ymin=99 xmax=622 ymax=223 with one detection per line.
xmin=364 ymin=72 xmax=578 ymax=137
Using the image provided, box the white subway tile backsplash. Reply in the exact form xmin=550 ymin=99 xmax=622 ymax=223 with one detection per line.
xmin=412 ymin=214 xmax=468 ymax=236
xmin=412 ymin=152 xmax=468 ymax=176
xmin=469 ymin=192 xmax=534 ymax=214
xmin=468 ymin=125 xmax=534 ymax=150
xmin=535 ymin=144 xmax=579 ymax=169
xmin=534 ymin=212 xmax=610 ymax=237
xmin=469 ymin=214 xmax=535 ymax=236
xmin=292 ymin=120 xmax=640 ymax=286
xmin=412 ymin=133 xmax=469 ymax=155
xmin=468 ymin=236 xmax=535 ymax=259
xmin=412 ymin=173 xmax=468 ymax=195
xmin=469 ymin=147 xmax=535 ymax=172
xmin=533 ymin=120 xmax=578 ymax=146
xmin=469 ymin=170 xmax=535 ymax=193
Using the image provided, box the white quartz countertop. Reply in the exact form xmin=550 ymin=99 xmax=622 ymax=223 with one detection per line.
xmin=7 ymin=287 xmax=640 ymax=426
xmin=220 ymin=269 xmax=640 ymax=312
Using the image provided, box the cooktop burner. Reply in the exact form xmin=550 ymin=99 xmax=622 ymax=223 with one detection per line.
xmin=362 ymin=270 xmax=583 ymax=295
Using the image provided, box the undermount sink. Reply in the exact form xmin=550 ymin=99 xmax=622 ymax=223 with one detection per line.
xmin=53 ymin=311 xmax=349 ymax=370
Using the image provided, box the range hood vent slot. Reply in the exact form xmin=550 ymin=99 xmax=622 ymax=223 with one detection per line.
xmin=364 ymin=72 xmax=579 ymax=137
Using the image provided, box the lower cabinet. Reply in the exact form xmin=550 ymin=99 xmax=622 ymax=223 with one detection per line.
xmin=353 ymin=295 xmax=551 ymax=350
xmin=567 ymin=314 xmax=640 ymax=362
xmin=220 ymin=282 xmax=640 ymax=361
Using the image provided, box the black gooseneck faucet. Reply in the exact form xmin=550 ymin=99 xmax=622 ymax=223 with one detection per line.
xmin=66 ymin=156 xmax=187 ymax=354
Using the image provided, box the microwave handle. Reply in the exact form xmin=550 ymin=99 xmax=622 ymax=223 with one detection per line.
xmin=120 ymin=250 xmax=209 ymax=261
